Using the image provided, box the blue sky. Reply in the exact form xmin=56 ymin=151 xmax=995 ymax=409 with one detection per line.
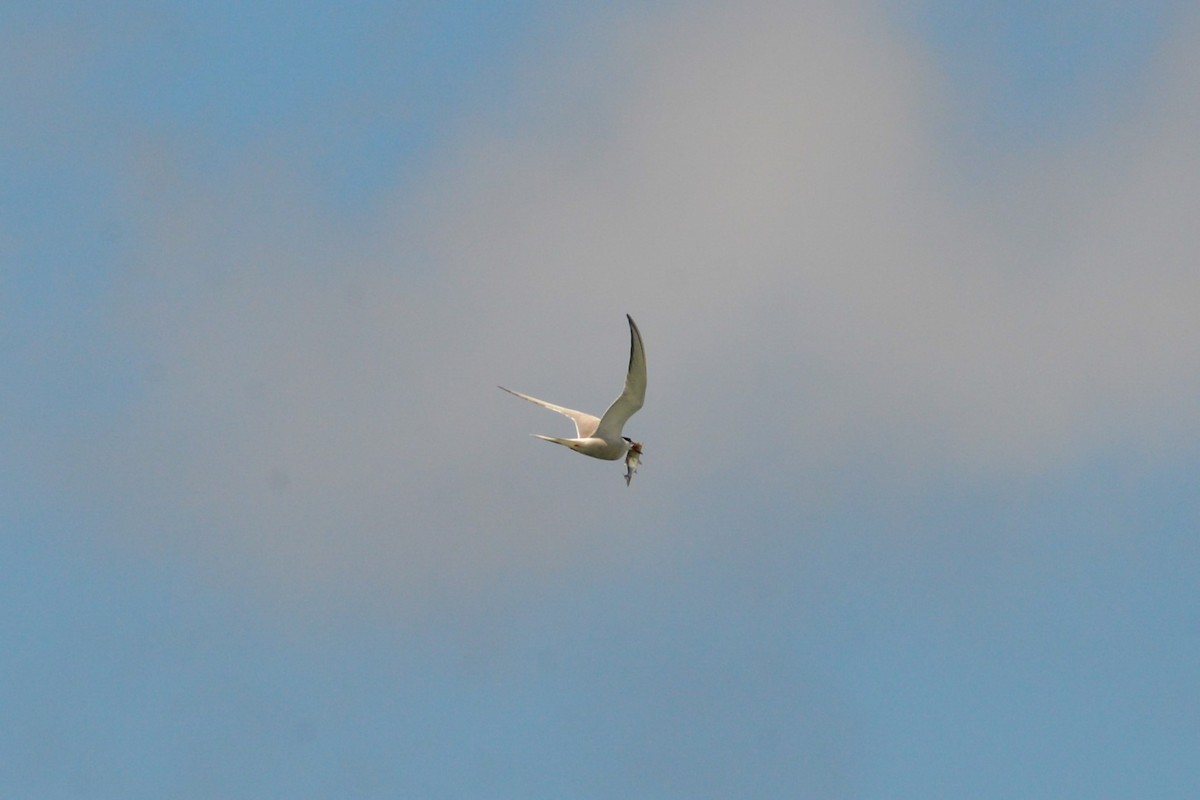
xmin=4 ymin=1 xmax=1199 ymax=797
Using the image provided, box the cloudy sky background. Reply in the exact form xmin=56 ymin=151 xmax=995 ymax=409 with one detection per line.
xmin=4 ymin=1 xmax=1199 ymax=796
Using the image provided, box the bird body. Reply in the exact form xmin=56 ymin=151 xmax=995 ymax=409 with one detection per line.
xmin=530 ymin=434 xmax=629 ymax=460
xmin=500 ymin=315 xmax=647 ymax=482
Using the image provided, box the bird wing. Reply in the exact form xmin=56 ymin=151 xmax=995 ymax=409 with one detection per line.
xmin=595 ymin=314 xmax=646 ymax=440
xmin=498 ymin=386 xmax=601 ymax=438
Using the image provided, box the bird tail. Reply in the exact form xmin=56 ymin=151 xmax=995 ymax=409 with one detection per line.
xmin=532 ymin=434 xmax=577 ymax=450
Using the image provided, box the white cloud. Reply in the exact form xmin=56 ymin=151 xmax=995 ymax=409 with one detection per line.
xmin=95 ymin=3 xmax=1200 ymax=606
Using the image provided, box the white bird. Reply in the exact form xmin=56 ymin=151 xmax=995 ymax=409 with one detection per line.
xmin=500 ymin=314 xmax=646 ymax=485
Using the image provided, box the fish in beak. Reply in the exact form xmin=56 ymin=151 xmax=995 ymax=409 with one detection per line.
xmin=624 ymin=440 xmax=643 ymax=486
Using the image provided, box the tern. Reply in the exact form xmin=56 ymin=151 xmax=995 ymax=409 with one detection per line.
xmin=500 ymin=314 xmax=646 ymax=485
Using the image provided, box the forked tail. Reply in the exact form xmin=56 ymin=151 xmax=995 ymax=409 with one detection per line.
xmin=532 ymin=434 xmax=577 ymax=450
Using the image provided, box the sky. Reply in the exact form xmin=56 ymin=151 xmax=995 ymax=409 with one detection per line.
xmin=3 ymin=0 xmax=1199 ymax=796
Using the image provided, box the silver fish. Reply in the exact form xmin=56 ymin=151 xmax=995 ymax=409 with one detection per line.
xmin=623 ymin=440 xmax=643 ymax=486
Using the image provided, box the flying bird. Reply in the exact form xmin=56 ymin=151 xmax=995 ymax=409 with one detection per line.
xmin=500 ymin=314 xmax=646 ymax=485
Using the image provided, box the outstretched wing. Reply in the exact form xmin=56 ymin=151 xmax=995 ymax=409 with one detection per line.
xmin=595 ymin=314 xmax=646 ymax=440
xmin=498 ymin=386 xmax=601 ymax=438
